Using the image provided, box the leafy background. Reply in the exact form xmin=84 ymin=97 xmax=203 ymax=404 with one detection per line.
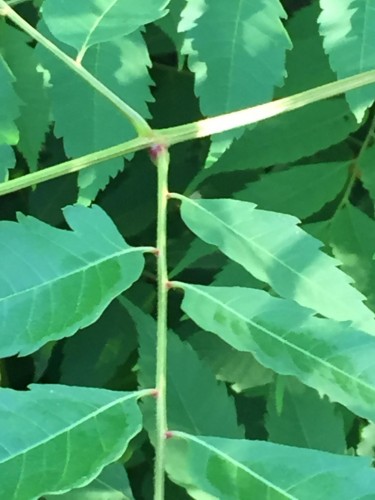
xmin=2 ymin=0 xmax=375 ymax=498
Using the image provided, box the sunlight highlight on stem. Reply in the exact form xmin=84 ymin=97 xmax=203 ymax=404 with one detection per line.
xmin=153 ymin=144 xmax=170 ymax=500
xmin=0 ymin=0 xmax=151 ymax=136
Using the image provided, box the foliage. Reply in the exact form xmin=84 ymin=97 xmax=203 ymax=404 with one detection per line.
xmin=1 ymin=0 xmax=375 ymax=499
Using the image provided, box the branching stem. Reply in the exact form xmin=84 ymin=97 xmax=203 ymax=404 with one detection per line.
xmin=0 ymin=0 xmax=151 ymax=136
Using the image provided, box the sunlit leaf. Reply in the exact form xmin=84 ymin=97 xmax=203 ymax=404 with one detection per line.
xmin=0 ymin=53 xmax=20 ymax=145
xmin=174 ymin=196 xmax=375 ymax=332
xmin=0 ymin=205 xmax=146 ymax=357
xmin=318 ymin=0 xmax=375 ymax=121
xmin=166 ymin=432 xmax=375 ymax=499
xmin=0 ymin=385 xmax=145 ymax=500
xmin=176 ymin=282 xmax=375 ymax=422
xmin=330 ymin=204 xmax=375 ymax=305
xmin=45 ymin=463 xmax=135 ymax=500
xmin=37 ymin=24 xmax=153 ymax=203
xmin=0 ymin=23 xmax=49 ymax=171
xmin=42 ymin=0 xmax=169 ymax=53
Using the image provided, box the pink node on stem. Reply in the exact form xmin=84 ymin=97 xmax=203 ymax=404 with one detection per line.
xmin=149 ymin=143 xmax=167 ymax=163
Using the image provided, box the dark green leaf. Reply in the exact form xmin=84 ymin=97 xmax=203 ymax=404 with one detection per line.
xmin=121 ymin=298 xmax=244 ymax=438
xmin=266 ymin=379 xmax=346 ymax=453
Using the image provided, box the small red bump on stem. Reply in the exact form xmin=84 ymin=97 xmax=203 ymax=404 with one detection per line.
xmin=153 ymin=248 xmax=160 ymax=257
xmin=151 ymin=389 xmax=159 ymax=398
xmin=165 ymin=431 xmax=174 ymax=439
xmin=166 ymin=281 xmax=173 ymax=290
xmin=149 ymin=143 xmax=167 ymax=164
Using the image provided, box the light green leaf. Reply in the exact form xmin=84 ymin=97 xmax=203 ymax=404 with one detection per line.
xmin=0 ymin=54 xmax=20 ymax=145
xmin=45 ymin=463 xmax=135 ymax=500
xmin=175 ymin=196 xmax=375 ymax=332
xmin=183 ymin=0 xmax=291 ymax=166
xmin=60 ymin=300 xmax=137 ymax=387
xmin=0 ymin=23 xmax=49 ymax=172
xmin=0 ymin=204 xmax=146 ymax=357
xmin=0 ymin=144 xmax=16 ymax=182
xmin=37 ymin=25 xmax=153 ymax=203
xmin=235 ymin=162 xmax=349 ymax=219
xmin=42 ymin=0 xmax=169 ymax=53
xmin=166 ymin=432 xmax=375 ymax=499
xmin=318 ymin=0 xmax=375 ymax=121
xmin=176 ymin=283 xmax=375 ymax=423
xmin=121 ymin=298 xmax=243 ymax=438
xmin=0 ymin=385 xmax=144 ymax=500
xmin=266 ymin=379 xmax=346 ymax=453
xmin=190 ymin=332 xmax=273 ymax=392
xmin=186 ymin=0 xmax=291 ymax=116
xmin=330 ymin=204 xmax=375 ymax=305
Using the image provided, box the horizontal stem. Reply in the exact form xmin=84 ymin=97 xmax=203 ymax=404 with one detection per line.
xmin=0 ymin=1 xmax=151 ymax=136
xmin=1 ymin=68 xmax=375 ymax=197
xmin=0 ymin=136 xmax=151 ymax=196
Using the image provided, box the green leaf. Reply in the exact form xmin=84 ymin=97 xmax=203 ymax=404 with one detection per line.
xmin=166 ymin=432 xmax=375 ymax=499
xmin=60 ymin=300 xmax=137 ymax=387
xmin=235 ymin=162 xmax=349 ymax=219
xmin=186 ymin=0 xmax=291 ymax=116
xmin=45 ymin=463 xmax=135 ymax=500
xmin=37 ymin=25 xmax=153 ymax=203
xmin=318 ymin=0 xmax=375 ymax=121
xmin=189 ymin=100 xmax=358 ymax=188
xmin=189 ymin=332 xmax=273 ymax=392
xmin=0 ymin=53 xmax=20 ymax=145
xmin=176 ymin=282 xmax=375 ymax=423
xmin=42 ymin=0 xmax=169 ymax=53
xmin=0 ymin=144 xmax=16 ymax=182
xmin=266 ymin=379 xmax=346 ymax=453
xmin=0 ymin=23 xmax=49 ymax=172
xmin=330 ymin=204 xmax=375 ymax=305
xmin=175 ymin=196 xmax=375 ymax=332
xmin=0 ymin=385 xmax=144 ymax=500
xmin=213 ymin=261 xmax=263 ymax=288
xmin=182 ymin=0 xmax=291 ymax=166
xmin=358 ymin=143 xmax=375 ymax=203
xmin=121 ymin=298 xmax=244 ymax=438
xmin=0 ymin=204 xmax=146 ymax=357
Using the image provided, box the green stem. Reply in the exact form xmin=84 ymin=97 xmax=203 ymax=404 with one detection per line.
xmin=154 ymin=145 xmax=170 ymax=500
xmin=0 ymin=1 xmax=151 ymax=136
xmin=3 ymin=68 xmax=375 ymax=197
xmin=0 ymin=136 xmax=152 ymax=196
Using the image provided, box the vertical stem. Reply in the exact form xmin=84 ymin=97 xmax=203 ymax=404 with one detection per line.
xmin=153 ymin=145 xmax=170 ymax=500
